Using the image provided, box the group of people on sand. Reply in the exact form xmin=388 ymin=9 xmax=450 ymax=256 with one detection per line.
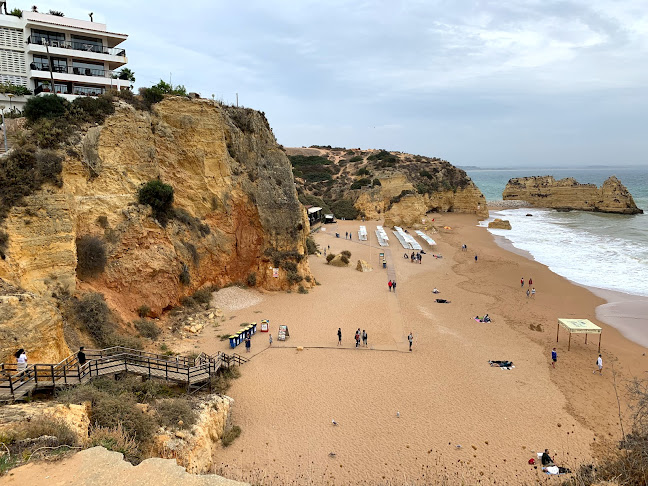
xmin=344 ymin=231 xmax=353 ymax=240
xmin=337 ymin=327 xmax=368 ymax=347
xmin=387 ymin=280 xmax=397 ymax=292
xmin=411 ymin=251 xmax=423 ymax=263
xmin=521 ymin=277 xmax=536 ymax=298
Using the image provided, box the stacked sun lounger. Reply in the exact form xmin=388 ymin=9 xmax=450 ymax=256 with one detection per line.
xmin=393 ymin=227 xmax=422 ymax=250
xmin=415 ymin=230 xmax=436 ymax=247
xmin=375 ymin=226 xmax=389 ymax=247
xmin=358 ymin=226 xmax=368 ymax=241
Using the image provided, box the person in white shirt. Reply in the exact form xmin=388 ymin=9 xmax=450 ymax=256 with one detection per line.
xmin=594 ymin=355 xmax=603 ymax=375
xmin=15 ymin=348 xmax=27 ymax=380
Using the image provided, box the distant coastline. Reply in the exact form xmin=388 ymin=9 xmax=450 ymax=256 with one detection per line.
xmin=461 ymin=165 xmax=640 ymax=171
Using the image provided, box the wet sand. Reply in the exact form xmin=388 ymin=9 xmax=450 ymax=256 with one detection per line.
xmin=194 ymin=214 xmax=648 ymax=485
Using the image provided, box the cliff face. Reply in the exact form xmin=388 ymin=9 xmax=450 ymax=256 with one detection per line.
xmin=0 ymin=98 xmax=313 ymax=323
xmin=502 ymin=176 xmax=643 ymax=215
xmin=287 ymin=147 xmax=488 ymax=224
xmin=0 ymin=279 xmax=70 ymax=363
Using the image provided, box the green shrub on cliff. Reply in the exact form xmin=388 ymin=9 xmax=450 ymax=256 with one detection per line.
xmin=76 ymin=235 xmax=107 ymax=279
xmin=24 ymin=94 xmax=69 ymax=122
xmin=155 ymin=398 xmax=197 ymax=430
xmin=138 ymin=180 xmax=174 ymax=225
xmin=71 ymin=293 xmax=113 ymax=345
xmin=330 ymin=199 xmax=359 ymax=220
xmin=134 ymin=319 xmax=160 ymax=340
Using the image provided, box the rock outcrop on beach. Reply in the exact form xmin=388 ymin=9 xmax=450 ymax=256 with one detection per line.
xmin=488 ymin=219 xmax=512 ymax=230
xmin=0 ymin=98 xmax=314 ymax=332
xmin=286 ymin=147 xmax=488 ymax=227
xmin=502 ymin=176 xmax=643 ymax=214
xmin=153 ymin=395 xmax=233 ymax=474
xmin=356 ymin=260 xmax=373 ymax=272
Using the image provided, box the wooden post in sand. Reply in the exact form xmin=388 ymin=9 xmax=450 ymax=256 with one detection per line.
xmin=556 ymin=322 xmax=560 ymax=343
xmin=598 ymin=333 xmax=602 ymax=353
xmin=568 ymin=332 xmax=571 ymax=351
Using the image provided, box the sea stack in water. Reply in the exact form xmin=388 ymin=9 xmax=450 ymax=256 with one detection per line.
xmin=502 ymin=176 xmax=643 ymax=214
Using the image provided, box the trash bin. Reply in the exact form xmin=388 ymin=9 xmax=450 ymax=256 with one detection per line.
xmin=229 ymin=335 xmax=238 ymax=349
xmin=251 ymin=322 xmax=257 ymax=334
xmin=383 ymin=260 xmax=387 ymax=269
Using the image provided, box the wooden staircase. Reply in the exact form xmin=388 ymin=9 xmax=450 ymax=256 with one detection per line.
xmin=0 ymin=347 xmax=248 ymax=401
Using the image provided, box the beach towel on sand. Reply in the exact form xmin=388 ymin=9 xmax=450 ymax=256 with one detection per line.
xmin=488 ymin=360 xmax=515 ymax=369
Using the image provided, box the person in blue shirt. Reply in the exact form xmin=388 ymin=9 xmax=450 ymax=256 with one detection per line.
xmin=551 ymin=348 xmax=557 ymax=368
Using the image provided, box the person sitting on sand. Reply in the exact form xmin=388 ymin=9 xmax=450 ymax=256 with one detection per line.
xmin=541 ymin=449 xmax=554 ymax=466
xmin=483 ymin=314 xmax=491 ymax=323
xmin=403 ymin=253 xmax=409 ymax=259
xmin=433 ymin=288 xmax=439 ymax=294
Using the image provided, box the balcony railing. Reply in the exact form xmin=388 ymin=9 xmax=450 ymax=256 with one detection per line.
xmin=30 ymin=63 xmax=112 ymax=78
xmin=34 ymin=84 xmax=106 ymax=96
xmin=27 ymin=36 xmax=126 ymax=57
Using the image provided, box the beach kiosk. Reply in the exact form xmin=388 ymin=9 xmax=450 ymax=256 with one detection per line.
xmin=557 ymin=318 xmax=602 ymax=351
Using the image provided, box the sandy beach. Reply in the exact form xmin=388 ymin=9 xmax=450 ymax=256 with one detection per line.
xmin=192 ymin=214 xmax=648 ymax=485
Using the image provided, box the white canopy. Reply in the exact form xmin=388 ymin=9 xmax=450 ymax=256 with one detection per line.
xmin=557 ymin=318 xmax=602 ymax=351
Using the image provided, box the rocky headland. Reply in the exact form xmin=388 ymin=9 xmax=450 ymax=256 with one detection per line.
xmin=287 ymin=146 xmax=488 ymax=228
xmin=502 ymin=175 xmax=643 ymax=214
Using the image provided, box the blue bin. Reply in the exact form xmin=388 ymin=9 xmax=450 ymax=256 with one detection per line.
xmin=383 ymin=260 xmax=387 ymax=269
xmin=229 ymin=335 xmax=238 ymax=348
xmin=251 ymin=322 xmax=257 ymax=334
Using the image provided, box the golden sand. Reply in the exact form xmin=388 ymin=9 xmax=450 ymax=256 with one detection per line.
xmin=194 ymin=214 xmax=648 ymax=485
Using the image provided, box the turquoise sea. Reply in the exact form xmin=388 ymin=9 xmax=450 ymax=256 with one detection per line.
xmin=466 ymin=168 xmax=648 ymax=297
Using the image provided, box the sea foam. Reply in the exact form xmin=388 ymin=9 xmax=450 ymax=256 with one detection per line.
xmin=482 ymin=209 xmax=648 ymax=297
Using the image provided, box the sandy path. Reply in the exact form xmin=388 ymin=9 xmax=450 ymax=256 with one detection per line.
xmin=186 ymin=216 xmax=648 ymax=485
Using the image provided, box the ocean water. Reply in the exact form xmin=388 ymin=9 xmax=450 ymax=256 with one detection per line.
xmin=467 ymin=168 xmax=648 ymax=297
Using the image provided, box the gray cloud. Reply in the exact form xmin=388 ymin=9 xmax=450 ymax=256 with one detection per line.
xmin=26 ymin=0 xmax=648 ymax=166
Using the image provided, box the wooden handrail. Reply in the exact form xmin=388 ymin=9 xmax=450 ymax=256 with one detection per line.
xmin=1 ymin=348 xmax=242 ymax=400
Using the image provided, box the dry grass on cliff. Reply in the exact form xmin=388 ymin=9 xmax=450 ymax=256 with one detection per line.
xmin=0 ymin=416 xmax=79 ymax=474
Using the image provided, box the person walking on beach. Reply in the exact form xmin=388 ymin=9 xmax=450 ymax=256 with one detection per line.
xmin=408 ymin=332 xmax=413 ymax=352
xmin=594 ymin=355 xmax=603 ymax=374
xmin=529 ymin=278 xmax=533 ymax=287
xmin=526 ymin=289 xmax=530 ymax=298
xmin=345 ymin=231 xmax=348 ymax=239
xmin=269 ymin=334 xmax=273 ymax=346
xmin=531 ymin=287 xmax=536 ymax=298
xmin=362 ymin=330 xmax=367 ymax=347
xmin=337 ymin=328 xmax=342 ymax=346
xmin=388 ymin=280 xmax=393 ymax=292
xmin=521 ymin=277 xmax=524 ymax=287
xmin=551 ymin=348 xmax=557 ymax=368
xmin=245 ymin=336 xmax=251 ymax=352
xmin=355 ymin=330 xmax=360 ymax=348
xmin=392 ymin=281 xmax=397 ymax=293
xmin=474 ymin=255 xmax=478 ymax=262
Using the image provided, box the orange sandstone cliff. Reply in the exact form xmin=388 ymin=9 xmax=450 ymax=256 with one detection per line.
xmin=0 ymin=98 xmax=313 ymax=361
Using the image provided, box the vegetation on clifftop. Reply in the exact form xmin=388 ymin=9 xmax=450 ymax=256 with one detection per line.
xmin=290 ymin=146 xmax=473 ymax=218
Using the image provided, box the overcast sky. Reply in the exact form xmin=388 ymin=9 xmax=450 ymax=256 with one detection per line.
xmin=22 ymin=1 xmax=648 ymax=167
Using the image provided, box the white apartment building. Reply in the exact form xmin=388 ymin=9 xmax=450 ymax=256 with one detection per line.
xmin=0 ymin=8 xmax=129 ymax=111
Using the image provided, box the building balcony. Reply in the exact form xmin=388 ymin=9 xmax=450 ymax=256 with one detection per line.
xmin=27 ymin=36 xmax=126 ymax=57
xmin=26 ymin=37 xmax=127 ymax=67
xmin=31 ymin=68 xmax=131 ymax=90
xmin=30 ymin=63 xmax=113 ymax=78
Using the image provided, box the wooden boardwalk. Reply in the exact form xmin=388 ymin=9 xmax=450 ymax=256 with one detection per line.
xmin=0 ymin=347 xmax=247 ymax=401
